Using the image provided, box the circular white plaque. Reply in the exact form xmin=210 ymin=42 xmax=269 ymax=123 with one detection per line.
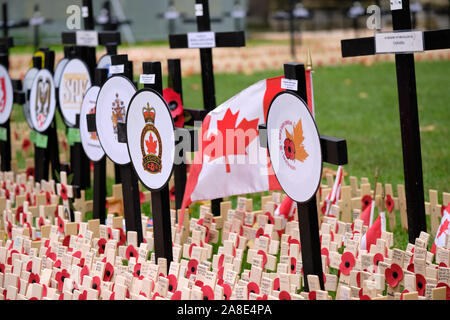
xmin=266 ymin=92 xmax=322 ymax=203
xmin=22 ymin=68 xmax=39 ymax=129
xmin=126 ymin=89 xmax=175 ymax=191
xmin=29 ymin=69 xmax=56 ymax=132
xmin=58 ymin=58 xmax=92 ymax=127
xmin=54 ymin=58 xmax=68 ymax=88
xmin=95 ymin=75 xmax=136 ymax=165
xmin=0 ymin=64 xmax=14 ymax=125
xmin=80 ymin=86 xmax=105 ymax=162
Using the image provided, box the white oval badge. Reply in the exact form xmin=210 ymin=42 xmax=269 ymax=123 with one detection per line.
xmin=0 ymin=64 xmax=14 ymax=125
xmin=80 ymin=86 xmax=104 ymax=162
xmin=54 ymin=58 xmax=69 ymax=88
xmin=22 ymin=68 xmax=39 ymax=129
xmin=266 ymin=92 xmax=322 ymax=203
xmin=29 ymin=69 xmax=56 ymax=132
xmin=95 ymin=75 xmax=136 ymax=165
xmin=58 ymin=58 xmax=92 ymax=127
xmin=126 ymin=89 xmax=175 ymax=191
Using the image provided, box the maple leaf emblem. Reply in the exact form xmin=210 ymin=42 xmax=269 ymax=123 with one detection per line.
xmin=203 ymin=109 xmax=259 ymax=173
xmin=438 ymin=219 xmax=450 ymax=238
xmin=146 ymin=133 xmax=158 ymax=155
xmin=285 ymin=119 xmax=309 ymax=162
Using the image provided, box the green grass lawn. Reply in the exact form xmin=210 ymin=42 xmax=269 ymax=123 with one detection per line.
xmin=12 ymin=59 xmax=449 ymax=250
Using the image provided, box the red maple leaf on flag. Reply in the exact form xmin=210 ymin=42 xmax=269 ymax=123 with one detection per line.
xmin=146 ymin=134 xmax=158 ymax=155
xmin=203 ymin=109 xmax=259 ymax=173
xmin=438 ymin=219 xmax=450 ymax=238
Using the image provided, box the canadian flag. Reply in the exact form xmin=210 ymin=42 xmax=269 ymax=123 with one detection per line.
xmin=274 ymin=196 xmax=296 ymax=221
xmin=360 ymin=211 xmax=386 ymax=251
xmin=322 ymin=166 xmax=343 ymax=216
xmin=360 ymin=200 xmax=375 ymax=227
xmin=179 ymin=77 xmax=286 ymax=228
xmin=431 ymin=202 xmax=450 ymax=254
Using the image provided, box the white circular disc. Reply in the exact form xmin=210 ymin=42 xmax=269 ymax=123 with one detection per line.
xmin=96 ymin=75 xmax=136 ymax=165
xmin=97 ymin=55 xmax=112 ymax=78
xmin=126 ymin=89 xmax=175 ymax=191
xmin=54 ymin=58 xmax=68 ymax=88
xmin=266 ymin=92 xmax=322 ymax=203
xmin=0 ymin=64 xmax=14 ymax=125
xmin=80 ymin=86 xmax=105 ymax=162
xmin=22 ymin=68 xmax=39 ymax=129
xmin=58 ymin=58 xmax=92 ymax=127
xmin=29 ymin=69 xmax=56 ymax=132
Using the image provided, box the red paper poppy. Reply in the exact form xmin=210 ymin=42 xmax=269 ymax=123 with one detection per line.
xmin=57 ymin=216 xmax=65 ymax=234
xmin=400 ymin=289 xmax=409 ymax=300
xmin=407 ymin=263 xmax=415 ymax=273
xmin=78 ymin=290 xmax=87 ymax=300
xmin=7 ymin=250 xmax=19 ymax=265
xmin=25 ymin=260 xmax=33 ymax=273
xmin=163 ymin=88 xmax=184 ymax=128
xmin=55 ymin=269 xmax=70 ymax=292
xmin=273 ymin=278 xmax=280 ymax=291
xmin=80 ymin=265 xmax=89 ymax=285
xmin=167 ymin=274 xmax=178 ymax=293
xmin=97 ymin=238 xmax=107 ymax=255
xmin=308 ymin=291 xmax=316 ymax=300
xmin=416 ymin=274 xmax=426 ymax=296
xmin=385 ymin=263 xmax=403 ymax=288
xmin=264 ymin=211 xmax=274 ymax=225
xmin=201 ymin=285 xmax=214 ymax=300
xmin=109 ymin=292 xmax=115 ymax=300
xmin=125 ymin=244 xmax=138 ymax=260
xmin=360 ymin=293 xmax=371 ymax=300
xmin=169 ymin=186 xmax=175 ymax=201
xmin=284 ymin=138 xmax=295 ymax=160
xmin=139 ymin=191 xmax=146 ymax=203
xmin=107 ymin=227 xmax=113 ymax=240
xmin=222 ymin=283 xmax=232 ymax=300
xmin=290 ymin=257 xmax=297 ymax=274
xmin=321 ymin=247 xmax=330 ymax=267
xmin=15 ymin=206 xmax=23 ymax=223
xmin=362 ymin=195 xmax=372 ymax=211
xmin=255 ymin=227 xmax=264 ymax=239
xmin=339 ymin=251 xmax=356 ymax=276
xmin=26 ymin=167 xmax=35 ymax=179
xmin=6 ymin=220 xmax=12 ymax=238
xmin=116 ymin=228 xmax=126 ymax=246
xmin=171 ymin=291 xmax=182 ymax=300
xmin=15 ymin=185 xmax=21 ymax=196
xmin=103 ymin=262 xmax=114 ymax=282
xmin=60 ymin=185 xmax=69 ymax=201
xmin=373 ymin=253 xmax=384 ymax=266
xmin=54 ymin=259 xmax=62 ymax=268
xmin=436 ymin=282 xmax=450 ymax=300
xmin=279 ymin=290 xmax=291 ymax=300
xmin=28 ymin=272 xmax=40 ymax=284
xmin=45 ymin=191 xmax=51 ymax=205
xmin=257 ymin=294 xmax=268 ymax=300
xmin=385 ymin=194 xmax=394 ymax=213
xmin=91 ymin=276 xmax=101 ymax=295
xmin=247 ymin=281 xmax=260 ymax=299
xmin=257 ymin=250 xmax=267 ymax=269
xmin=4 ymin=188 xmax=9 ymax=200
xmin=133 ymin=263 xmax=144 ymax=280
xmin=186 ymin=259 xmax=199 ymax=278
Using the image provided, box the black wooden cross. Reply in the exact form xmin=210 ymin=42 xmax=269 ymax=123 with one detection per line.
xmin=169 ymin=0 xmax=245 ymax=216
xmin=341 ymin=0 xmax=450 ymax=243
xmin=61 ymin=0 xmax=121 ymax=192
xmin=259 ymin=63 xmax=348 ymax=292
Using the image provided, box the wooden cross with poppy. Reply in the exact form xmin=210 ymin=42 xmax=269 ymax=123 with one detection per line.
xmin=341 ymin=0 xmax=450 ymax=243
xmin=168 ymin=0 xmax=246 ymax=217
xmin=259 ymin=62 xmax=348 ymax=292
xmin=56 ymin=171 xmax=75 ymax=222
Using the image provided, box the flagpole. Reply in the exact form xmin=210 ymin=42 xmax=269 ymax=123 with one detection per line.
xmin=369 ymin=168 xmax=379 ymax=227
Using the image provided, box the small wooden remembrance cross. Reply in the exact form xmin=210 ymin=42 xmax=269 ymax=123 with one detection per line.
xmin=341 ymin=0 xmax=450 ymax=242
xmin=169 ymin=0 xmax=245 ymax=216
xmin=260 ymin=63 xmax=348 ymax=292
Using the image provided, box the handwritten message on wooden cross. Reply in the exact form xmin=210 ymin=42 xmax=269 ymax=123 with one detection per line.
xmin=260 ymin=62 xmax=348 ymax=292
xmin=169 ymin=0 xmax=245 ymax=216
xmin=341 ymin=0 xmax=450 ymax=242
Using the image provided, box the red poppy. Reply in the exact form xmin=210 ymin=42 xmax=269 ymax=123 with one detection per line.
xmin=171 ymin=291 xmax=182 ymax=300
xmin=255 ymin=227 xmax=264 ymax=239
xmin=279 ymin=290 xmax=291 ymax=300
xmin=25 ymin=260 xmax=33 ymax=273
xmin=439 ymin=262 xmax=448 ymax=268
xmin=321 ymin=247 xmax=330 ymax=266
xmin=339 ymin=251 xmax=356 ymax=276
xmin=7 ymin=250 xmax=19 ymax=265
xmin=407 ymin=263 xmax=415 ymax=273
xmin=91 ymin=276 xmax=101 ymax=295
xmin=247 ymin=282 xmax=260 ymax=299
xmin=116 ymin=228 xmax=126 ymax=246
xmin=97 ymin=238 xmax=107 ymax=255
xmin=416 ymin=274 xmax=426 ymax=296
xmin=264 ymin=211 xmax=274 ymax=225
xmin=133 ymin=263 xmax=144 ymax=280
xmin=55 ymin=269 xmax=70 ymax=292
xmin=15 ymin=206 xmax=23 ymax=223
xmin=257 ymin=250 xmax=267 ymax=269
xmin=385 ymin=194 xmax=394 ymax=213
xmin=218 ymin=254 xmax=225 ymax=270
xmin=28 ymin=273 xmax=40 ymax=284
xmin=168 ymin=274 xmax=178 ymax=293
xmin=26 ymin=167 xmax=35 ymax=179
xmin=222 ymin=283 xmax=232 ymax=300
xmin=436 ymin=282 xmax=450 ymax=300
xmin=186 ymin=259 xmax=199 ymax=278
xmin=308 ymin=291 xmax=316 ymax=300
xmin=15 ymin=185 xmax=21 ymax=196
xmin=60 ymin=185 xmax=68 ymax=201
xmin=80 ymin=265 xmax=89 ymax=285
xmin=125 ymin=244 xmax=138 ymax=260
xmin=169 ymin=186 xmax=175 ymax=201
xmin=103 ymin=262 xmax=114 ymax=282
xmin=4 ymin=188 xmax=9 ymax=200
xmin=290 ymin=257 xmax=297 ymax=274
xmin=109 ymin=292 xmax=115 ymax=300
xmin=373 ymin=253 xmax=384 ymax=266
xmin=400 ymin=289 xmax=409 ymax=300
xmin=273 ymin=278 xmax=280 ymax=291
xmin=360 ymin=293 xmax=371 ymax=300
xmin=78 ymin=290 xmax=87 ymax=300
xmin=385 ymin=263 xmax=403 ymax=288
xmin=257 ymin=294 xmax=268 ymax=300
xmin=6 ymin=221 xmax=12 ymax=238
xmin=362 ymin=195 xmax=372 ymax=211
xmin=107 ymin=228 xmax=113 ymax=240
xmin=61 ymin=235 xmax=71 ymax=248
xmin=54 ymin=259 xmax=62 ymax=268
xmin=57 ymin=216 xmax=65 ymax=234
xmin=284 ymin=138 xmax=295 ymax=160
xmin=45 ymin=191 xmax=51 ymax=205
xmin=139 ymin=190 xmax=146 ymax=204
xmin=201 ymin=285 xmax=214 ymax=300
xmin=163 ymin=87 xmax=185 ymax=128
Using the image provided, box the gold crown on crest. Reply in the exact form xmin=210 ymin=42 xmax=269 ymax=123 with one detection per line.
xmin=142 ymin=103 xmax=155 ymax=124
